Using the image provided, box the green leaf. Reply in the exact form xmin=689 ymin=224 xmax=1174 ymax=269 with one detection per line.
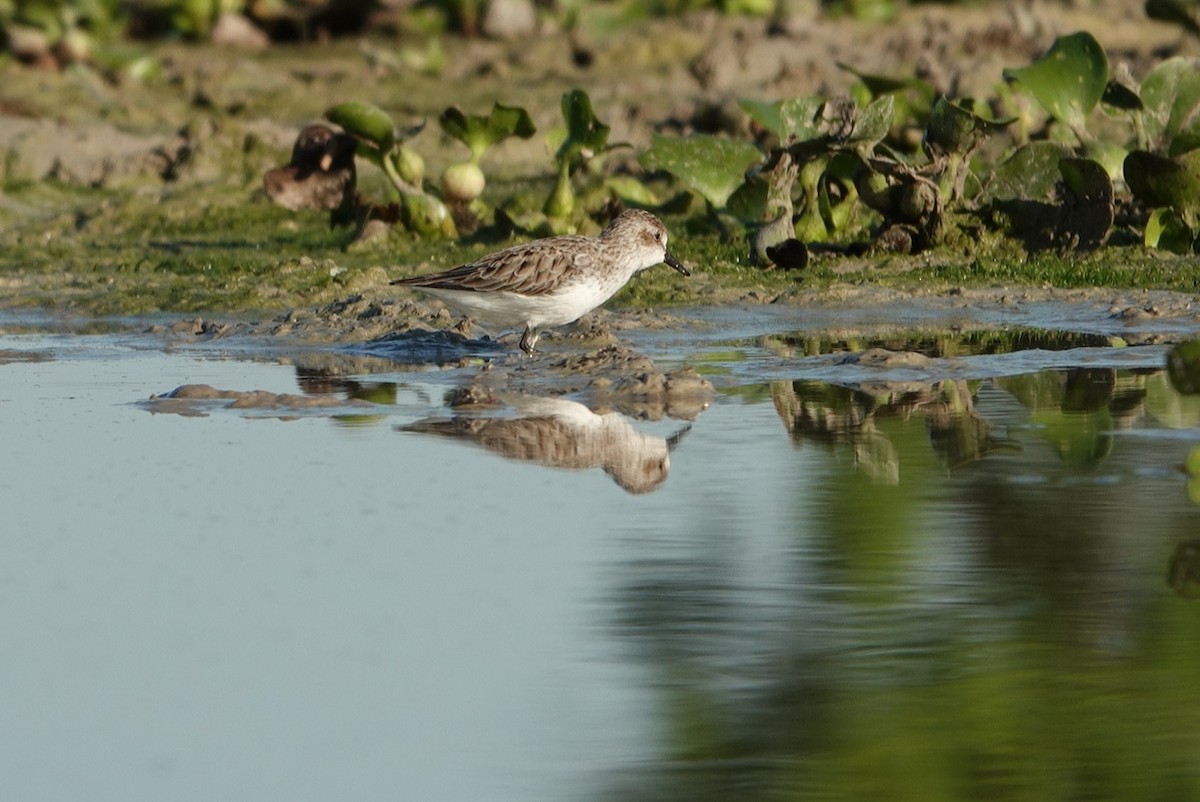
xmin=723 ymin=0 xmax=775 ymax=14
xmin=925 ymin=96 xmax=1014 ymax=156
xmin=837 ymin=62 xmax=912 ymax=96
xmin=557 ymin=89 xmax=611 ymax=162
xmin=738 ymin=98 xmax=787 ymax=138
xmin=980 ymin=141 xmax=1074 ymax=202
xmin=835 ymin=0 xmax=895 ymax=23
xmin=604 ymin=175 xmax=663 ymax=207
xmin=1124 ymin=148 xmax=1200 ymax=223
xmin=639 ymin=133 xmax=764 ymax=209
xmin=325 ymin=102 xmax=396 ymax=153
xmin=1085 ymin=139 xmax=1128 ymax=181
xmin=1144 ymin=208 xmax=1196 ymax=252
xmin=782 ymin=97 xmax=829 ymax=142
xmin=1059 ymin=157 xmax=1111 ymax=201
xmin=847 ymin=94 xmax=894 ymax=153
xmin=438 ymin=102 xmax=536 ymax=163
xmin=17 ymin=2 xmax=66 ymax=38
xmin=1100 ymin=79 xmax=1143 ymax=111
xmin=1002 ymin=31 xmax=1108 ymax=133
xmin=725 ymin=174 xmax=770 ymax=221
xmin=1139 ymin=57 xmax=1200 ymax=156
xmin=739 ymin=96 xmax=825 ymax=143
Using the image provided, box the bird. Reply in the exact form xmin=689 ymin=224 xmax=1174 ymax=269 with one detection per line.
xmin=398 ymin=394 xmax=691 ymax=494
xmin=390 ymin=209 xmax=690 ymax=355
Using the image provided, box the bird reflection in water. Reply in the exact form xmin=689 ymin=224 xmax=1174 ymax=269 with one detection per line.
xmin=398 ymin=395 xmax=691 ymax=494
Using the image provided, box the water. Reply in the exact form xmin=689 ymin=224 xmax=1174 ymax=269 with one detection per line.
xmin=3 ymin=304 xmax=1200 ymax=801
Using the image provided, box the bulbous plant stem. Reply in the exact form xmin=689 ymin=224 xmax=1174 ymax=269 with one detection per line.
xmin=377 ymin=149 xmax=457 ymax=238
xmin=380 ymin=151 xmax=422 ymax=197
xmin=544 ymin=158 xmax=574 ymax=218
xmin=441 ymin=160 xmax=486 ymax=203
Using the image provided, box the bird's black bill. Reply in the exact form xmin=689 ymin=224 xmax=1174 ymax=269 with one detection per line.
xmin=666 ymin=424 xmax=692 ymax=452
xmin=664 ymin=251 xmax=691 ymax=276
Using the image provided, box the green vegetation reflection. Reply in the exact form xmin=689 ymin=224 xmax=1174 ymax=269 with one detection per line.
xmin=772 ymin=365 xmax=1198 ymax=481
xmin=611 ymin=363 xmax=1200 ymax=800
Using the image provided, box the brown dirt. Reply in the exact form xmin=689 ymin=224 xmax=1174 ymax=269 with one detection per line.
xmin=0 ymin=1 xmax=1188 ymax=187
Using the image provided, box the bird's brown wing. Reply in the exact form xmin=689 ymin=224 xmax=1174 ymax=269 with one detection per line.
xmin=392 ymin=238 xmax=590 ymax=296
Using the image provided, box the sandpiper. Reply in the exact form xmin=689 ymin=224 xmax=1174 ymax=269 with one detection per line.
xmin=390 ymin=209 xmax=690 ymax=355
xmin=400 ymin=394 xmax=691 ymax=494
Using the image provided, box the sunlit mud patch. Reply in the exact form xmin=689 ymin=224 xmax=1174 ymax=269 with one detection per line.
xmin=398 ymin=393 xmax=693 ymax=495
xmin=455 ymin=344 xmax=715 ymax=420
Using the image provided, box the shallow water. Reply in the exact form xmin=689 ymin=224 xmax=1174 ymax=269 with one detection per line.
xmin=4 ymin=303 xmax=1200 ymax=801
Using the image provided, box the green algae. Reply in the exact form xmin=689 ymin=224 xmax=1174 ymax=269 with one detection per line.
xmin=4 ymin=174 xmax=1200 ymax=316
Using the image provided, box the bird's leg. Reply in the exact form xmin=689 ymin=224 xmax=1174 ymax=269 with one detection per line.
xmin=519 ymin=326 xmax=539 ymax=356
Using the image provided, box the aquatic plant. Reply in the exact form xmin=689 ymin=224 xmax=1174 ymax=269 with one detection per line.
xmin=1002 ymin=32 xmax=1109 ymax=145
xmin=625 ymin=30 xmax=1200 ymax=262
xmin=437 ymin=102 xmax=535 ymax=204
xmin=544 ymin=89 xmax=618 ymax=222
xmin=1123 ymin=58 xmax=1200 ymax=252
xmin=258 ymin=27 xmax=1200 ymax=263
xmin=324 ymin=101 xmax=457 ymax=237
xmin=639 ymin=133 xmax=763 ymax=212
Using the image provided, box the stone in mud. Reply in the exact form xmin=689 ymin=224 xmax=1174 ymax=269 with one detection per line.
xmin=481 ymin=0 xmax=538 ymax=40
xmin=263 ymin=124 xmax=357 ymax=212
xmin=837 ymin=348 xmax=936 ymax=369
xmin=588 ymin=367 xmax=713 ymax=421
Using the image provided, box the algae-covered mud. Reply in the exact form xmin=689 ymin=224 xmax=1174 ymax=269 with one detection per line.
xmin=3 ymin=0 xmax=1200 ymax=328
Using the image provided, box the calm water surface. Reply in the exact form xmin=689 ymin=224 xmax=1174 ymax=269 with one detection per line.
xmin=3 ymin=305 xmax=1200 ymax=801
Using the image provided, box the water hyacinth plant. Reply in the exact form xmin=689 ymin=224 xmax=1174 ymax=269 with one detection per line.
xmin=635 ymin=30 xmax=1200 ymax=260
xmin=267 ymin=29 xmax=1200 ymax=263
xmin=544 ymin=89 xmax=619 ymax=222
xmin=437 ymin=102 xmax=536 ymax=204
xmin=1123 ymin=57 xmax=1200 ymax=251
xmin=324 ymin=101 xmax=456 ymax=237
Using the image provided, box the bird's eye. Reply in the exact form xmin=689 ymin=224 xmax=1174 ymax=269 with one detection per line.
xmin=654 ymin=231 xmax=662 ymax=242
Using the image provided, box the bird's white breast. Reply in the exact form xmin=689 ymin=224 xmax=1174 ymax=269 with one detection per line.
xmin=420 ymin=276 xmax=618 ymax=331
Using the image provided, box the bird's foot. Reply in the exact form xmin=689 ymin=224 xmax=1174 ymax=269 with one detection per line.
xmin=519 ymin=327 xmax=539 ymax=356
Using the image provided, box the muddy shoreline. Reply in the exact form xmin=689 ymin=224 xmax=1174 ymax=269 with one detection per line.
xmin=6 ymin=279 xmax=1198 ymax=421
xmin=3 ymin=0 xmax=1199 ymax=410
